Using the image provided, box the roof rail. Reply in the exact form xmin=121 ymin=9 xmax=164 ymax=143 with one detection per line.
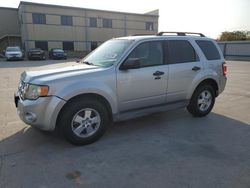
xmin=157 ymin=32 xmax=205 ymax=37
xmin=132 ymin=34 xmax=156 ymax=36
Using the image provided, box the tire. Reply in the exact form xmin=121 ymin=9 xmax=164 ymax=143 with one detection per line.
xmin=58 ymin=97 xmax=109 ymax=145
xmin=187 ymin=84 xmax=215 ymax=117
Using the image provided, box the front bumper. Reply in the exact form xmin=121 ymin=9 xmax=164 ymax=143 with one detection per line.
xmin=15 ymin=93 xmax=66 ymax=131
xmin=52 ymin=54 xmax=66 ymax=59
xmin=28 ymin=54 xmax=45 ymax=59
xmin=7 ymin=56 xmax=23 ymax=60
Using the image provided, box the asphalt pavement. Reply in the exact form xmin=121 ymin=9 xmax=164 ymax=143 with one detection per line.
xmin=0 ymin=59 xmax=249 ymax=188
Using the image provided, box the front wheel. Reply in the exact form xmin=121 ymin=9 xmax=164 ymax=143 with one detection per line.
xmin=187 ymin=85 xmax=215 ymax=117
xmin=58 ymin=98 xmax=109 ymax=145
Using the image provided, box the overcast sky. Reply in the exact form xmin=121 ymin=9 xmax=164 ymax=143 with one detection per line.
xmin=1 ymin=0 xmax=249 ymax=38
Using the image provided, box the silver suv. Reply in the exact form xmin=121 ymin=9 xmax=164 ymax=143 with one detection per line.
xmin=15 ymin=32 xmax=227 ymax=145
xmin=4 ymin=46 xmax=24 ymax=61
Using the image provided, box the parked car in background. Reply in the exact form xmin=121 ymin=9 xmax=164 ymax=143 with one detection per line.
xmin=27 ymin=48 xmax=46 ymax=60
xmin=49 ymin=48 xmax=67 ymax=60
xmin=4 ymin=46 xmax=24 ymax=61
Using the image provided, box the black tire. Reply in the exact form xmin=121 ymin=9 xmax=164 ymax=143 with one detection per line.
xmin=58 ymin=97 xmax=109 ymax=145
xmin=187 ymin=84 xmax=215 ymax=117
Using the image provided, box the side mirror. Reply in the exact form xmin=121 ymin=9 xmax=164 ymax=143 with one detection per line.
xmin=120 ymin=58 xmax=141 ymax=70
xmin=76 ymin=59 xmax=81 ymax=63
xmin=3 ymin=50 xmax=5 ymax=54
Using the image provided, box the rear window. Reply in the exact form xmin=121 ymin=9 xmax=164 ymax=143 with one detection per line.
xmin=196 ymin=40 xmax=221 ymax=60
xmin=167 ymin=40 xmax=198 ymax=64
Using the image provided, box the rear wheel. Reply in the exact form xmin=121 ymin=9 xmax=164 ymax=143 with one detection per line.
xmin=58 ymin=98 xmax=109 ymax=145
xmin=187 ymin=85 xmax=215 ymax=117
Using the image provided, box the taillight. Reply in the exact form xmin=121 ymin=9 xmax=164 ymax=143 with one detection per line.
xmin=222 ymin=62 xmax=227 ymax=76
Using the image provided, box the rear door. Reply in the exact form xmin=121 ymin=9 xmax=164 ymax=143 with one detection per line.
xmin=165 ymin=39 xmax=203 ymax=102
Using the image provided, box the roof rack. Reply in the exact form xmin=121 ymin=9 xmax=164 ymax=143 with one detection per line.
xmin=132 ymin=34 xmax=156 ymax=36
xmin=157 ymin=32 xmax=205 ymax=37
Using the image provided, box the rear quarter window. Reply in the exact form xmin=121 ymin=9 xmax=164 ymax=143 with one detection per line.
xmin=196 ymin=40 xmax=221 ymax=60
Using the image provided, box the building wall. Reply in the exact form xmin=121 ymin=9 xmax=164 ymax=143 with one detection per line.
xmin=0 ymin=8 xmax=21 ymax=52
xmin=18 ymin=2 xmax=158 ymax=54
xmin=0 ymin=8 xmax=20 ymax=37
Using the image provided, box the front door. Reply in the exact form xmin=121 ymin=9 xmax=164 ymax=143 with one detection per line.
xmin=117 ymin=41 xmax=168 ymax=112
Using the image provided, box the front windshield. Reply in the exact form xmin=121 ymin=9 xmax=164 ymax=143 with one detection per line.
xmin=30 ymin=48 xmax=41 ymax=51
xmin=6 ymin=47 xmax=20 ymax=52
xmin=82 ymin=39 xmax=133 ymax=67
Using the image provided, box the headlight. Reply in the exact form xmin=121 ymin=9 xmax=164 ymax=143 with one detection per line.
xmin=24 ymin=84 xmax=49 ymax=100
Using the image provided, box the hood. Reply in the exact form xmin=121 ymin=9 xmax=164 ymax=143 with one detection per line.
xmin=6 ymin=51 xmax=22 ymax=55
xmin=21 ymin=64 xmax=106 ymax=84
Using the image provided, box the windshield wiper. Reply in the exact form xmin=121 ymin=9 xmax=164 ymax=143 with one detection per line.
xmin=82 ymin=61 xmax=94 ymax=65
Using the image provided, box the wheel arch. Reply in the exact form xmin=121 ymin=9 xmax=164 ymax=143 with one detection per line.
xmin=56 ymin=93 xmax=113 ymax=129
xmin=189 ymin=78 xmax=219 ymax=99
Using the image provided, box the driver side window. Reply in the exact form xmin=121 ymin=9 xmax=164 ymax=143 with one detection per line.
xmin=128 ymin=41 xmax=163 ymax=67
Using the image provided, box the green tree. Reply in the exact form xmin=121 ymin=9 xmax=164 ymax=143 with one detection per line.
xmin=219 ymin=31 xmax=247 ymax=41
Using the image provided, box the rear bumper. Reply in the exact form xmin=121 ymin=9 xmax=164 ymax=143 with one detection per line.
xmin=218 ymin=76 xmax=227 ymax=95
xmin=15 ymin=94 xmax=66 ymax=131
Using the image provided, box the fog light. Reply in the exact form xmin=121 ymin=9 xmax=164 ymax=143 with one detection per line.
xmin=24 ymin=112 xmax=37 ymax=123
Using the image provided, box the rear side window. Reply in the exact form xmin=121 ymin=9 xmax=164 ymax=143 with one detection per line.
xmin=196 ymin=40 xmax=221 ymax=60
xmin=167 ymin=40 xmax=198 ymax=64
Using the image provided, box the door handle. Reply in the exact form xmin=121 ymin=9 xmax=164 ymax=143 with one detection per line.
xmin=153 ymin=71 xmax=165 ymax=76
xmin=192 ymin=66 xmax=201 ymax=71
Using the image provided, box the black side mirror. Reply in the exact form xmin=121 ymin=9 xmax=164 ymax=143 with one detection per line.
xmin=3 ymin=50 xmax=5 ymax=54
xmin=120 ymin=58 xmax=141 ymax=70
xmin=76 ymin=59 xmax=81 ymax=63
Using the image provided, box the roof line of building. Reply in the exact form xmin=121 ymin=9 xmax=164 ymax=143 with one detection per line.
xmin=18 ymin=1 xmax=159 ymax=17
xmin=0 ymin=7 xmax=18 ymax=11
